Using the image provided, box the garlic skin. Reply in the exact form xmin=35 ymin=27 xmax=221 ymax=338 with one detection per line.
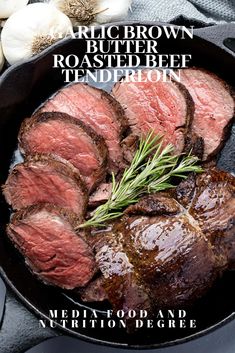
xmin=50 ymin=0 xmax=97 ymax=27
xmin=50 ymin=0 xmax=132 ymax=27
xmin=96 ymin=0 xmax=132 ymax=24
xmin=0 ymin=0 xmax=29 ymax=19
xmin=0 ymin=41 xmax=4 ymax=72
xmin=1 ymin=3 xmax=73 ymax=65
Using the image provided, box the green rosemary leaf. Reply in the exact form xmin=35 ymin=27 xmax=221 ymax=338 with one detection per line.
xmin=78 ymin=131 xmax=202 ymax=229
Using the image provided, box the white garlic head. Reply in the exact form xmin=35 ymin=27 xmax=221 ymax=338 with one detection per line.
xmin=96 ymin=0 xmax=132 ymax=24
xmin=1 ymin=3 xmax=73 ymax=65
xmin=0 ymin=41 xmax=4 ymax=72
xmin=50 ymin=0 xmax=132 ymax=26
xmin=0 ymin=0 xmax=29 ymax=19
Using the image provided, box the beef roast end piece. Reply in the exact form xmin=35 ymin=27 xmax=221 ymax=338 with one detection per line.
xmin=7 ymin=204 xmax=96 ymax=289
xmin=90 ymin=168 xmax=235 ymax=313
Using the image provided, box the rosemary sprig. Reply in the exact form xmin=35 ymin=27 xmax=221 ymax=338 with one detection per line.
xmin=79 ymin=131 xmax=202 ymax=228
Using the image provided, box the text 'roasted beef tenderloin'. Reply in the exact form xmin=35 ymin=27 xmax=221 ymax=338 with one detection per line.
xmin=112 ymin=69 xmax=194 ymax=155
xmin=18 ymin=112 xmax=108 ymax=192
xmin=3 ymin=154 xmax=88 ymax=216
xmin=38 ymin=83 xmax=128 ymax=171
xmin=179 ymin=68 xmax=234 ymax=160
xmin=7 ymin=204 xmax=96 ymax=289
xmin=86 ymin=168 xmax=235 ymax=315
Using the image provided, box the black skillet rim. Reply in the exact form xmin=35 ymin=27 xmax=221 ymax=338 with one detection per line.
xmin=0 ymin=21 xmax=235 ymax=350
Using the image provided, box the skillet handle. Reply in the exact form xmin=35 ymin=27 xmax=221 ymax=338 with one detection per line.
xmin=194 ymin=24 xmax=235 ymax=55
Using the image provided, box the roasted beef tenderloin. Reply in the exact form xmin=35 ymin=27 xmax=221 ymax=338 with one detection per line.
xmin=7 ymin=204 xmax=96 ymax=289
xmin=183 ymin=168 xmax=235 ymax=267
xmin=112 ymin=69 xmax=195 ymax=154
xmin=38 ymin=83 xmax=128 ymax=171
xmin=88 ymin=168 xmax=235 ymax=313
xmin=18 ymin=112 xmax=108 ymax=192
xmin=90 ymin=228 xmax=152 ymax=313
xmin=88 ymin=182 xmax=112 ymax=208
xmin=79 ymin=277 xmax=108 ymax=302
xmin=179 ymin=68 xmax=235 ymax=160
xmin=4 ymin=66 xmax=235 ymax=317
xmin=3 ymin=154 xmax=88 ymax=216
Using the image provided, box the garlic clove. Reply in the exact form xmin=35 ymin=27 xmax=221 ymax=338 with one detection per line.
xmin=1 ymin=3 xmax=73 ymax=65
xmin=0 ymin=41 xmax=5 ymax=72
xmin=0 ymin=0 xmax=29 ymax=19
xmin=96 ymin=0 xmax=132 ymax=24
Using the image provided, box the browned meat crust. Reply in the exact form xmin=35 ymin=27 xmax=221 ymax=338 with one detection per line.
xmin=100 ymin=88 xmax=129 ymax=136
xmin=112 ymin=69 xmax=196 ymax=156
xmin=79 ymin=276 xmax=108 ymax=302
xmin=3 ymin=153 xmax=88 ymax=215
xmin=18 ymin=112 xmax=108 ymax=192
xmin=88 ymin=182 xmax=112 ymax=208
xmin=37 ymin=83 xmax=129 ymax=171
xmin=179 ymin=67 xmax=235 ymax=161
xmin=88 ymin=168 xmax=235 ymax=314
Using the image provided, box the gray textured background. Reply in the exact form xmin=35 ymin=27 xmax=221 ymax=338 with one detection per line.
xmin=129 ymin=0 xmax=235 ymax=23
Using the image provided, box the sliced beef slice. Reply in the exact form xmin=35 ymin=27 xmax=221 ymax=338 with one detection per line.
xmin=88 ymin=182 xmax=112 ymax=208
xmin=7 ymin=204 xmax=96 ymax=289
xmin=3 ymin=154 xmax=88 ymax=216
xmin=179 ymin=68 xmax=235 ymax=160
xmin=19 ymin=112 xmax=108 ymax=192
xmin=38 ymin=83 xmax=127 ymax=170
xmin=112 ymin=69 xmax=194 ymax=154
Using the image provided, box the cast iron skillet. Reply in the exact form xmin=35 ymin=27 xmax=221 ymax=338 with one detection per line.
xmin=0 ymin=22 xmax=234 ymax=349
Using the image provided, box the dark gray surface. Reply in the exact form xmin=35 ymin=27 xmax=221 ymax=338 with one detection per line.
xmin=11 ymin=321 xmax=235 ymax=353
xmin=218 ymin=125 xmax=235 ymax=173
xmin=0 ymin=287 xmax=56 ymax=353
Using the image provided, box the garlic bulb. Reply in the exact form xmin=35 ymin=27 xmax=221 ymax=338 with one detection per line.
xmin=1 ymin=3 xmax=73 ymax=65
xmin=96 ymin=0 xmax=132 ymax=24
xmin=1 ymin=20 xmax=6 ymax=28
xmin=0 ymin=41 xmax=4 ymax=72
xmin=0 ymin=0 xmax=29 ymax=19
xmin=50 ymin=0 xmax=132 ymax=27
